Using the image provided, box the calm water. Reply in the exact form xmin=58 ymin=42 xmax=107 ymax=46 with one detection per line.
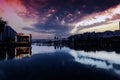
xmin=0 ymin=43 xmax=120 ymax=80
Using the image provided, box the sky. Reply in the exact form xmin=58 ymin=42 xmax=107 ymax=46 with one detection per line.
xmin=0 ymin=0 xmax=120 ymax=39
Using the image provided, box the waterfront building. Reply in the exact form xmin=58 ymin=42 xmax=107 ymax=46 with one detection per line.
xmin=0 ymin=26 xmax=17 ymax=41
xmin=15 ymin=33 xmax=32 ymax=43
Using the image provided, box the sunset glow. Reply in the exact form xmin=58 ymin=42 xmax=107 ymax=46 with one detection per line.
xmin=0 ymin=0 xmax=120 ymax=38
xmin=71 ymin=4 xmax=120 ymax=34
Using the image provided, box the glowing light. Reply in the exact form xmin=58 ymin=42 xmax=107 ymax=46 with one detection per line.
xmin=0 ymin=0 xmax=40 ymax=39
xmin=80 ymin=20 xmax=119 ymax=33
xmin=71 ymin=4 xmax=120 ymax=34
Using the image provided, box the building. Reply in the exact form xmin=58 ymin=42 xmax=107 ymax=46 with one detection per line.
xmin=15 ymin=33 xmax=32 ymax=43
xmin=0 ymin=26 xmax=17 ymax=41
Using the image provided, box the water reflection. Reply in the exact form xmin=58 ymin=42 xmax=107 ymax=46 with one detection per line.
xmin=32 ymin=43 xmax=64 ymax=54
xmin=0 ymin=43 xmax=120 ymax=80
xmin=32 ymin=43 xmax=120 ymax=78
xmin=69 ymin=49 xmax=120 ymax=76
xmin=0 ymin=46 xmax=31 ymax=60
xmin=15 ymin=47 xmax=31 ymax=58
xmin=0 ymin=47 xmax=7 ymax=60
xmin=33 ymin=42 xmax=64 ymax=50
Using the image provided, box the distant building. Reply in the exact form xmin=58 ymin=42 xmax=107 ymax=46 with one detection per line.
xmin=15 ymin=33 xmax=32 ymax=43
xmin=0 ymin=26 xmax=17 ymax=41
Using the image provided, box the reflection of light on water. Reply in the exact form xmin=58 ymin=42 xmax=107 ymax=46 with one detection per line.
xmin=15 ymin=54 xmax=31 ymax=59
xmin=68 ymin=49 xmax=120 ymax=76
xmin=70 ymin=50 xmax=120 ymax=65
xmin=32 ymin=45 xmax=56 ymax=54
xmin=32 ymin=45 xmax=120 ymax=76
xmin=76 ymin=58 xmax=113 ymax=69
xmin=32 ymin=45 xmax=69 ymax=54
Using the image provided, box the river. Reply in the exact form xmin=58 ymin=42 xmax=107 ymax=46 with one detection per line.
xmin=0 ymin=43 xmax=120 ymax=80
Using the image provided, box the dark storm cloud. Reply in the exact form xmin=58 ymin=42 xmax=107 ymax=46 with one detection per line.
xmin=21 ymin=0 xmax=120 ymax=13
xmin=23 ymin=23 xmax=71 ymax=36
xmin=20 ymin=0 xmax=120 ymax=36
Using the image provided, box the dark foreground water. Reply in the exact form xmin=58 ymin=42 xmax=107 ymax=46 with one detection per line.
xmin=0 ymin=43 xmax=120 ymax=80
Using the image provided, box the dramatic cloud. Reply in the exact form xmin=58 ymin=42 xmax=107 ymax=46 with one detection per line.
xmin=0 ymin=0 xmax=120 ymax=38
xmin=71 ymin=4 xmax=120 ymax=33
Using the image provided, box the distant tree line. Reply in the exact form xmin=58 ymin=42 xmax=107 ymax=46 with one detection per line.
xmin=68 ymin=30 xmax=120 ymax=40
xmin=0 ymin=17 xmax=7 ymax=33
xmin=67 ymin=30 xmax=120 ymax=48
